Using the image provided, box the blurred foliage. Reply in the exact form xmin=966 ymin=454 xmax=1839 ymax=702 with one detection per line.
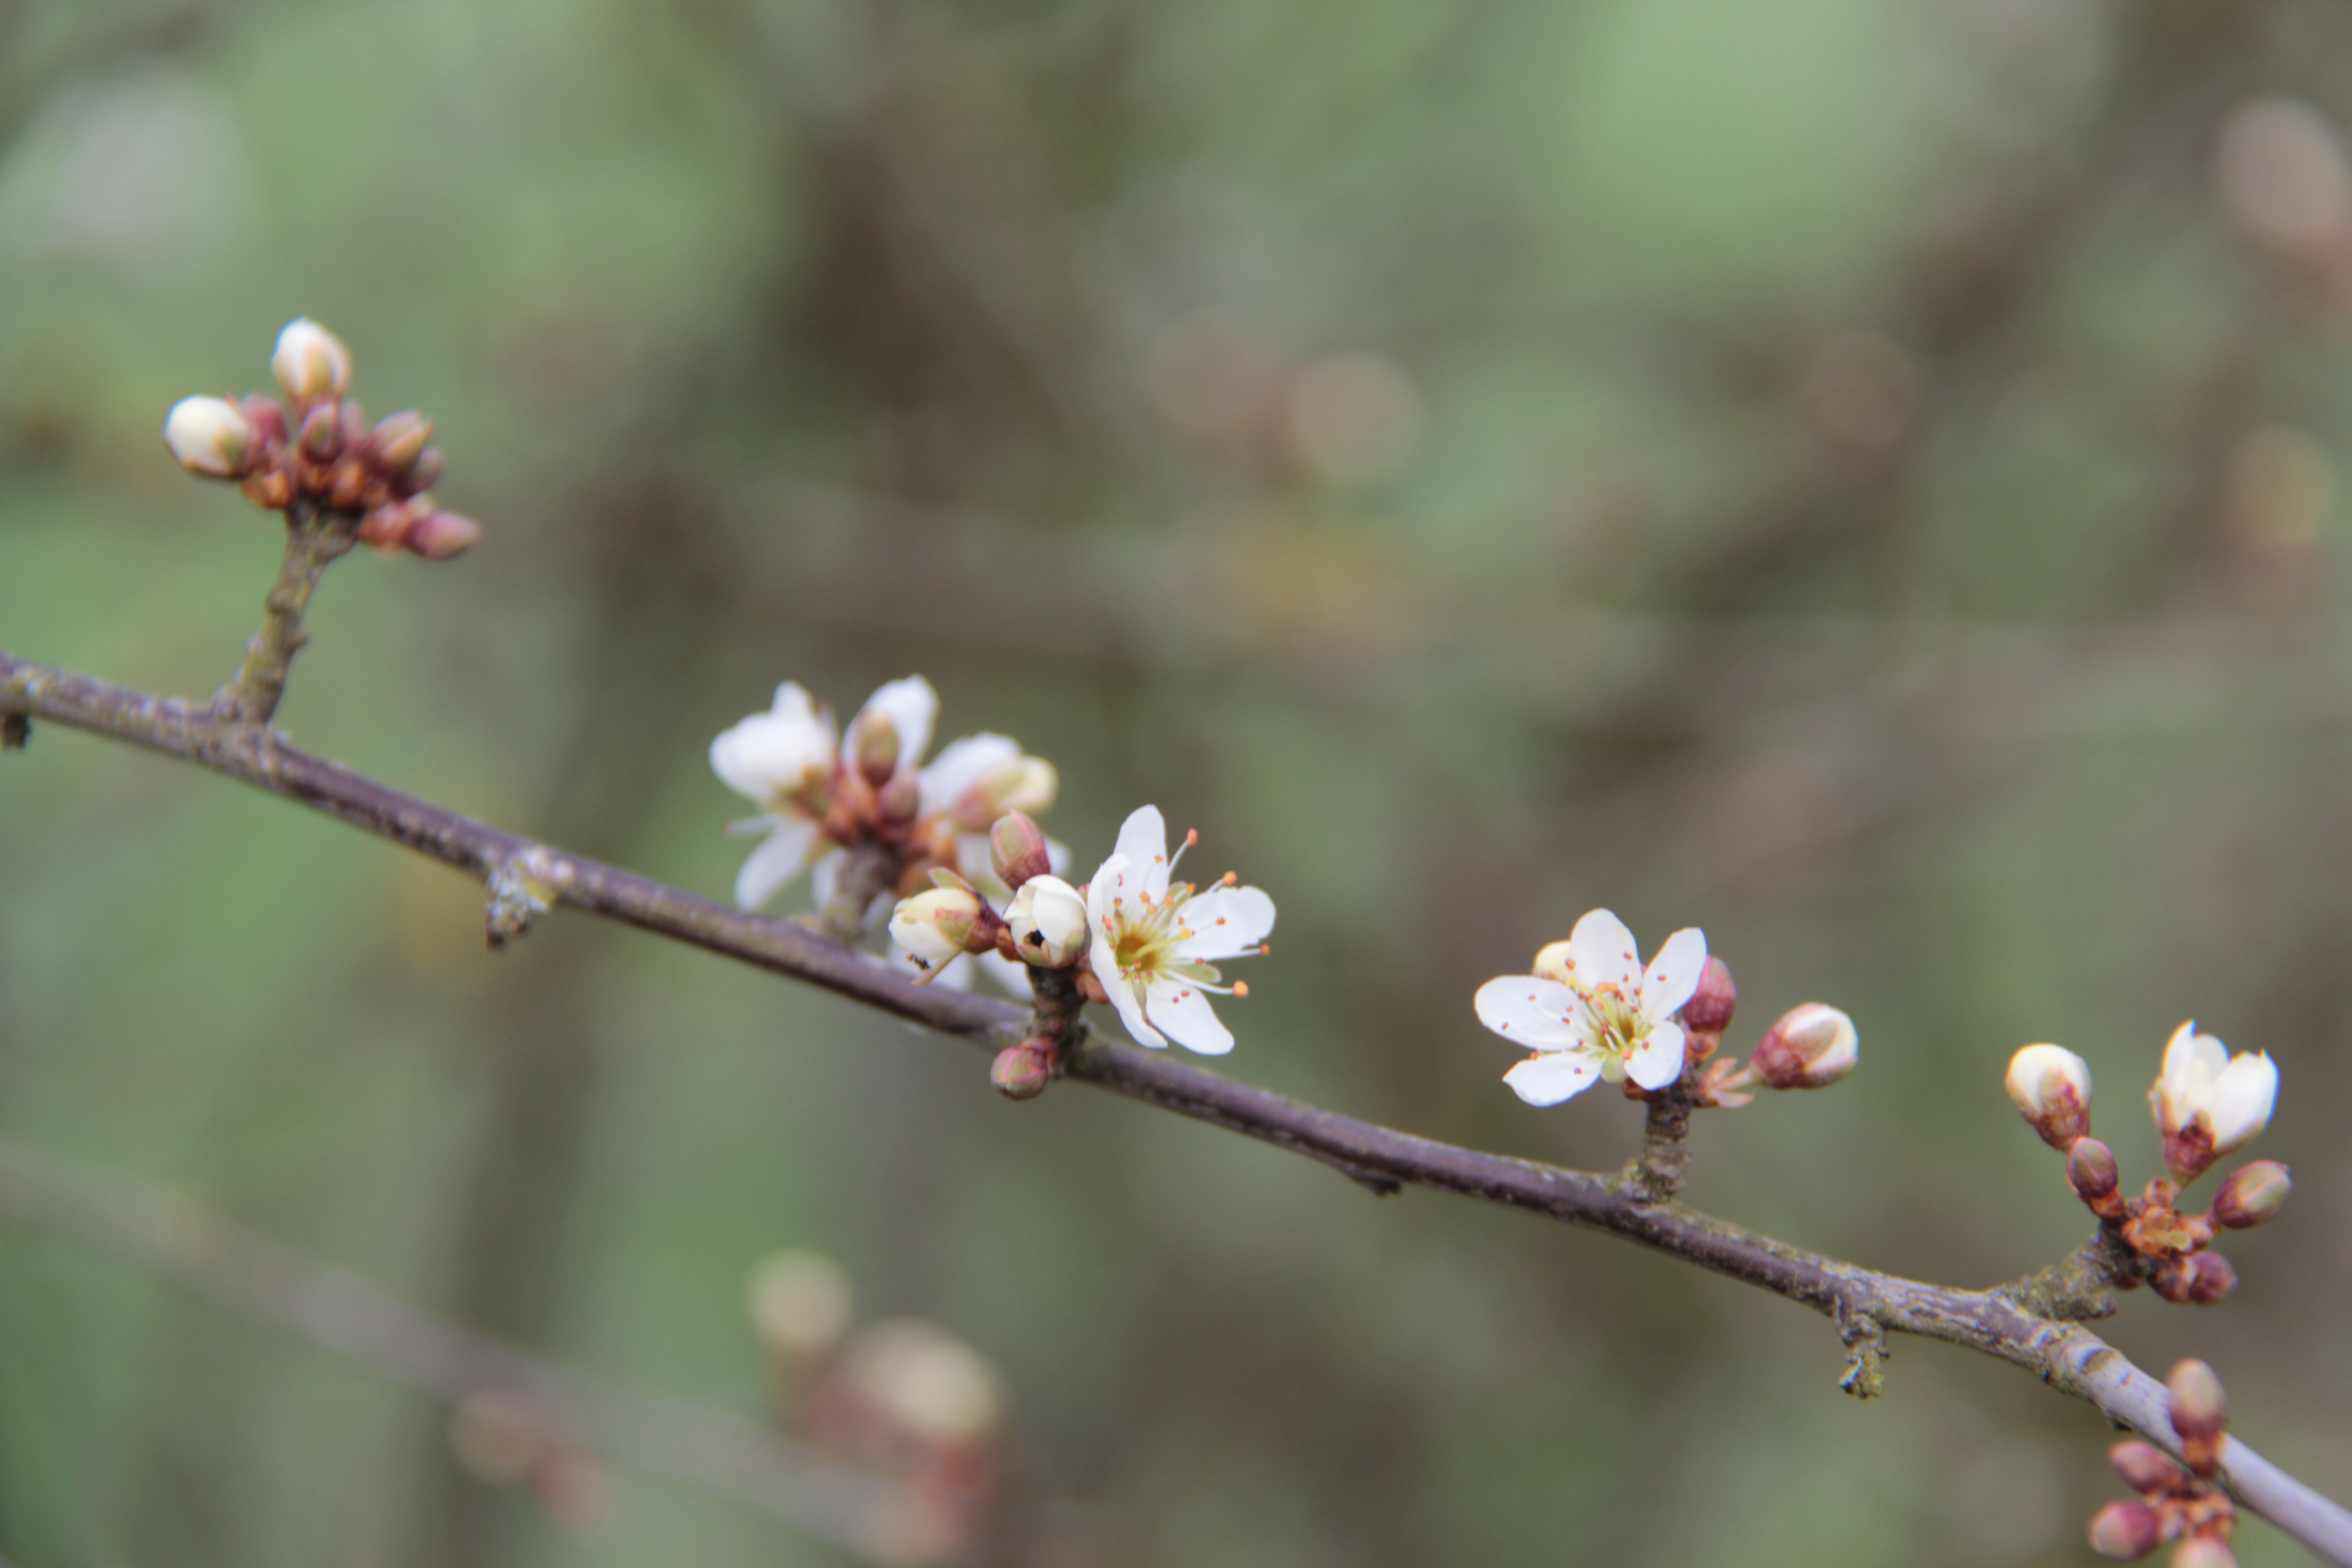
xmin=4 ymin=0 xmax=2352 ymax=1563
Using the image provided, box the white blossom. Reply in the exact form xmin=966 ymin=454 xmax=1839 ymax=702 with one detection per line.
xmin=2150 ymin=1021 xmax=2278 ymax=1168
xmin=1475 ymin=909 xmax=1706 ymax=1106
xmin=710 ymin=680 xmax=851 ymax=910
xmin=1084 ymin=806 xmax=1274 ymax=1055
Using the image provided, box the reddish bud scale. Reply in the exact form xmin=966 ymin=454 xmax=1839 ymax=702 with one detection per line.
xmin=990 ymin=811 xmax=1053 ymax=891
xmin=990 ymin=1040 xmax=1055 ymax=1101
xmin=2167 ymin=1360 xmax=2228 ymax=1478
xmin=2111 ymin=1440 xmax=2190 ymax=1498
xmin=2087 ymin=1499 xmax=2166 ymax=1559
xmin=2183 ymin=1252 xmax=2237 ymax=1306
xmin=2210 ymin=1161 xmax=2291 ymax=1229
xmin=1680 ymin=956 xmax=1737 ymax=1035
xmin=2069 ymin=1137 xmax=2122 ymax=1205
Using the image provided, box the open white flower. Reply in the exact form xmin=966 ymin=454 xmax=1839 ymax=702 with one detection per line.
xmin=1475 ymin=909 xmax=1707 ymax=1106
xmin=1084 ymin=806 xmax=1274 ymax=1055
xmin=2150 ymin=1021 xmax=2278 ymax=1178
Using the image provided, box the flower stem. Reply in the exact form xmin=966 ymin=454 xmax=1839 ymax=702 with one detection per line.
xmin=1635 ymin=1084 xmax=1693 ymax=1201
xmin=214 ymin=502 xmax=358 ymax=727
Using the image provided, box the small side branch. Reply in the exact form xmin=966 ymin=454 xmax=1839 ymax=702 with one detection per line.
xmin=5 ymin=647 xmax=2350 ymax=1566
xmin=214 ymin=504 xmax=357 ymax=726
xmin=0 ymin=1139 xmax=913 ymax=1559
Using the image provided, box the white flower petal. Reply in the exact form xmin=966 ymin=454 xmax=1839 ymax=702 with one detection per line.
xmin=1047 ymin=836 xmax=1070 ymax=875
xmin=1565 ymin=908 xmax=1643 ymax=993
xmin=1090 ymin=846 xmax=1160 ymax=930
xmin=1105 ymin=969 xmax=1166 ymax=1049
xmin=1473 ymin=977 xmax=1587 ymax=1051
xmin=1173 ymin=885 xmax=1276 ymax=961
xmin=711 ymin=685 xmax=838 ymax=803
xmin=1504 ymin=1052 xmax=1600 ymax=1106
xmin=808 ymin=847 xmax=847 ymax=912
xmin=1144 ymin=978 xmax=1234 ymax=1056
xmin=851 ymin=676 xmax=939 ymax=768
xmin=2207 ymin=1052 xmax=2278 ymax=1152
xmin=918 ymin=733 xmax=1021 ymax=817
xmin=1627 ymin=1021 xmax=1687 ymax=1091
xmin=1639 ymin=927 xmax=1708 ymax=1023
xmin=1111 ymin=805 xmax=1171 ymax=899
xmin=735 ymin=818 xmax=823 ymax=910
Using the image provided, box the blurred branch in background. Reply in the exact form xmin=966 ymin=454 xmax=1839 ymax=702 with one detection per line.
xmin=0 ymin=1137 xmax=931 ymax=1564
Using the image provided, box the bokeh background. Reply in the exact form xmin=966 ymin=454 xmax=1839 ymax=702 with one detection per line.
xmin=3 ymin=0 xmax=2351 ymax=1563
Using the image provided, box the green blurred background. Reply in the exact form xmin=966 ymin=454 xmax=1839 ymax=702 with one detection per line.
xmin=3 ymin=0 xmax=2350 ymax=1563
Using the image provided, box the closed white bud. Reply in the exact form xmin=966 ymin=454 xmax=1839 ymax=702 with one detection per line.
xmin=2006 ymin=1043 xmax=2094 ymax=1150
xmin=271 ymin=317 xmax=352 ymax=407
xmin=1752 ymin=1002 xmax=1859 ymax=1090
xmin=889 ymin=886 xmax=990 ymax=969
xmin=842 ymin=1319 xmax=1005 ymax=1447
xmin=162 ymin=396 xmax=254 ymax=478
xmin=747 ymin=1250 xmax=853 ymax=1359
xmin=1005 ymin=874 xmax=1088 ymax=966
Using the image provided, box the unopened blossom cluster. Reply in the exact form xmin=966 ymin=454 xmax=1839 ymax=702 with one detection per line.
xmin=2086 ymin=1359 xmax=2240 ymax=1567
xmin=1473 ymin=908 xmax=1861 ymax=1112
xmin=2005 ymin=1024 xmax=2284 ymax=1304
xmin=162 ymin=318 xmax=480 ymax=559
xmin=892 ymin=802 xmax=1277 ymax=1095
xmin=748 ymin=1250 xmax=1008 ymax=1567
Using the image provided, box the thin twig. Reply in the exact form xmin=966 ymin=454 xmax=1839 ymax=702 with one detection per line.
xmin=214 ymin=504 xmax=357 ymax=726
xmin=0 ymin=1138 xmax=916 ymax=1560
xmin=5 ymin=648 xmax=2350 ymax=1565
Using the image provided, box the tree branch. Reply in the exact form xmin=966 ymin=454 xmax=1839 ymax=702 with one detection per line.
xmin=6 ymin=647 xmax=2350 ymax=1566
xmin=0 ymin=1137 xmax=921 ymax=1561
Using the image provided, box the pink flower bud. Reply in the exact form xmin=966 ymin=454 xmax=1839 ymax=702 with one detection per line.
xmin=2170 ymin=1537 xmax=2238 ymax=1568
xmin=404 ymin=510 xmax=483 ymax=560
xmin=1680 ymin=956 xmax=1737 ymax=1035
xmin=990 ymin=811 xmax=1054 ymax=891
xmin=990 ymin=1039 xmax=1055 ymax=1100
xmin=2087 ymin=1499 xmax=2166 ymax=1558
xmin=2111 ymin=1439 xmax=2189 ymax=1497
xmin=162 ymin=396 xmax=255 ymax=478
xmin=2210 ymin=1161 xmax=2291 ymax=1229
xmin=2006 ymin=1043 xmax=2094 ymax=1150
xmin=2068 ymin=1137 xmax=2122 ymax=1203
xmin=2167 ymin=1359 xmax=2228 ymax=1477
xmin=1751 ymin=1003 xmax=1859 ymax=1089
xmin=271 ymin=317 xmax=352 ymax=407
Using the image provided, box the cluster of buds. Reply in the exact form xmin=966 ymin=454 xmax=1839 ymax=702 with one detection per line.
xmin=448 ymin=1389 xmax=612 ymax=1536
xmin=1473 ymin=909 xmax=1860 ymax=1111
xmin=748 ymin=1251 xmax=1008 ymax=1567
xmin=2005 ymin=1028 xmax=2286 ymax=1304
xmin=711 ymin=676 xmax=1058 ymax=922
xmin=892 ymin=804 xmax=1278 ymax=1093
xmin=2087 ymin=1360 xmax=2239 ymax=1565
xmin=162 ymin=319 xmax=480 ymax=559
